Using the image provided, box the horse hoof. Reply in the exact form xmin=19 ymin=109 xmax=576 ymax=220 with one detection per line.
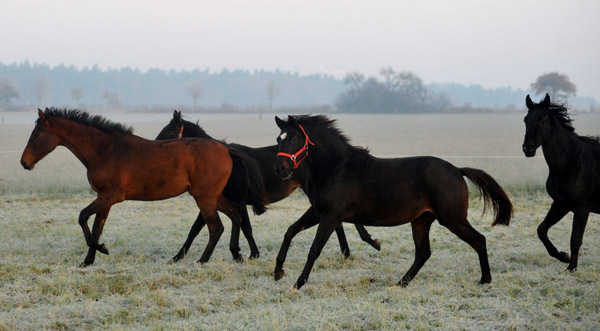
xmin=249 ymin=253 xmax=259 ymax=260
xmin=79 ymin=261 xmax=92 ymax=268
xmin=274 ymin=269 xmax=285 ymax=281
xmin=479 ymin=277 xmax=492 ymax=284
xmin=98 ymin=243 xmax=109 ymax=255
xmin=234 ymin=255 xmax=244 ymax=263
xmin=373 ymin=239 xmax=381 ymax=251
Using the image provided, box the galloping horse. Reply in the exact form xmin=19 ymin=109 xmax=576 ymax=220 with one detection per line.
xmin=156 ymin=110 xmax=380 ymax=260
xmin=523 ymin=94 xmax=600 ymax=271
xmin=274 ymin=115 xmax=513 ymax=289
xmin=20 ymin=108 xmax=265 ymax=267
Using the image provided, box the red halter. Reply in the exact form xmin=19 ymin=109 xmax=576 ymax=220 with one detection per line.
xmin=277 ymin=124 xmax=315 ymax=169
xmin=177 ymin=125 xmax=184 ymax=139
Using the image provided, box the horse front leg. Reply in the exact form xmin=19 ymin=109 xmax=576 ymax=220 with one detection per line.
xmin=334 ymin=224 xmax=351 ymax=258
xmin=567 ymin=208 xmax=590 ymax=272
xmin=537 ymin=202 xmax=571 ymax=263
xmin=82 ymin=207 xmax=111 ymax=267
xmin=294 ymin=217 xmax=339 ymax=290
xmin=171 ymin=211 xmax=206 ymax=263
xmin=274 ymin=207 xmax=320 ymax=281
xmin=78 ymin=197 xmax=117 ymax=267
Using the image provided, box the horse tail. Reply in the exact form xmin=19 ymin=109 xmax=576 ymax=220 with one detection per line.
xmin=460 ymin=167 xmax=512 ymax=226
xmin=228 ymin=148 xmax=267 ymax=215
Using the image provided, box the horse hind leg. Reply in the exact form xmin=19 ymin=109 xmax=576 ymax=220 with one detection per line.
xmin=355 ymin=224 xmax=381 ymax=251
xmin=440 ymin=217 xmax=491 ymax=284
xmin=398 ymin=213 xmax=435 ymax=287
xmin=195 ymin=200 xmax=224 ymax=264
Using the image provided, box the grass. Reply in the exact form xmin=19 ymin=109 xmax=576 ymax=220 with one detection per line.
xmin=0 ymin=112 xmax=599 ymax=329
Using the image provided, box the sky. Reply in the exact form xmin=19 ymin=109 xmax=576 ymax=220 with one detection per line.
xmin=1 ymin=0 xmax=599 ymax=99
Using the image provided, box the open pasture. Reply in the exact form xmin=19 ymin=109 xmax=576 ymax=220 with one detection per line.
xmin=0 ymin=112 xmax=599 ymax=329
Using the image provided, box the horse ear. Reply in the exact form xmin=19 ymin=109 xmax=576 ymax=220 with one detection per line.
xmin=173 ymin=110 xmax=181 ymax=122
xmin=275 ymin=116 xmax=286 ymax=129
xmin=287 ymin=115 xmax=298 ymax=128
xmin=38 ymin=108 xmax=47 ymax=122
xmin=525 ymin=95 xmax=533 ymax=109
xmin=542 ymin=93 xmax=551 ymax=107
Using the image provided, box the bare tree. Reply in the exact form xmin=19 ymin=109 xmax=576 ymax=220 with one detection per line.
xmin=102 ymin=91 xmax=122 ymax=109
xmin=264 ymin=80 xmax=280 ymax=120
xmin=186 ymin=80 xmax=203 ymax=110
xmin=71 ymin=88 xmax=84 ymax=106
xmin=33 ymin=76 xmax=51 ymax=108
xmin=0 ymin=78 xmax=19 ymax=109
xmin=343 ymin=72 xmax=365 ymax=92
xmin=531 ymin=72 xmax=577 ymax=101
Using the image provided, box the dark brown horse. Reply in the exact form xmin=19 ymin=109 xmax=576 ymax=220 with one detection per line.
xmin=273 ymin=115 xmax=513 ymax=289
xmin=523 ymin=94 xmax=600 ymax=271
xmin=156 ymin=111 xmax=381 ymax=261
xmin=20 ymin=108 xmax=265 ymax=267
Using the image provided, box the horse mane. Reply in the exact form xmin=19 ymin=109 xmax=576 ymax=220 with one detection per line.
xmin=545 ymin=103 xmax=600 ymax=145
xmin=292 ymin=115 xmax=370 ymax=155
xmin=42 ymin=108 xmax=134 ymax=134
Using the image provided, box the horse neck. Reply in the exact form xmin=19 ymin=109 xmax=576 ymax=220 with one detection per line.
xmin=184 ymin=121 xmax=211 ymax=139
xmin=541 ymin=118 xmax=582 ymax=172
xmin=51 ymin=118 xmax=114 ymax=169
xmin=303 ymin=134 xmax=349 ymax=182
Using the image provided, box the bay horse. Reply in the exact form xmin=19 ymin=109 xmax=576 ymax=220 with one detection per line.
xmin=156 ymin=110 xmax=381 ymax=261
xmin=523 ymin=94 xmax=600 ymax=272
xmin=273 ymin=115 xmax=513 ymax=289
xmin=20 ymin=108 xmax=266 ymax=267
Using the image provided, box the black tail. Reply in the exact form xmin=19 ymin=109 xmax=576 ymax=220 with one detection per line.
xmin=460 ymin=167 xmax=512 ymax=226
xmin=228 ymin=148 xmax=267 ymax=215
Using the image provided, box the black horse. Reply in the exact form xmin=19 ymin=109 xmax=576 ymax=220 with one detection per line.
xmin=523 ymin=94 xmax=600 ymax=271
xmin=273 ymin=115 xmax=513 ymax=289
xmin=156 ymin=110 xmax=381 ymax=261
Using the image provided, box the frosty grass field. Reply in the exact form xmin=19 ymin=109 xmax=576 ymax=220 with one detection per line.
xmin=0 ymin=112 xmax=599 ymax=329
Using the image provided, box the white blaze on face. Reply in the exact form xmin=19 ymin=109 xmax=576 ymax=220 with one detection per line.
xmin=279 ymin=132 xmax=287 ymax=140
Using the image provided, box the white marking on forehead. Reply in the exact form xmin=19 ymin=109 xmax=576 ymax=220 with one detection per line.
xmin=279 ymin=132 xmax=287 ymax=140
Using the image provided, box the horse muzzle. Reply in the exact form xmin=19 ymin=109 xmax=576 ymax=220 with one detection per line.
xmin=275 ymin=159 xmax=293 ymax=180
xmin=20 ymin=158 xmax=33 ymax=170
xmin=522 ymin=144 xmax=537 ymax=157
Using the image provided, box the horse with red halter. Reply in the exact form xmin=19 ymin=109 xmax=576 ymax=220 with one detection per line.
xmin=156 ymin=110 xmax=381 ymax=261
xmin=20 ymin=108 xmax=265 ymax=267
xmin=523 ymin=94 xmax=600 ymax=272
xmin=273 ymin=115 xmax=513 ymax=289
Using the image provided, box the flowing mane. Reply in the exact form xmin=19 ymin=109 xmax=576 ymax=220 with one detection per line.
xmin=544 ymin=103 xmax=599 ymax=145
xmin=292 ymin=115 xmax=370 ymax=155
xmin=41 ymin=108 xmax=134 ymax=135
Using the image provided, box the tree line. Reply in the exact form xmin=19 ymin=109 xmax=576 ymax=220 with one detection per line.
xmin=0 ymin=61 xmax=594 ymax=113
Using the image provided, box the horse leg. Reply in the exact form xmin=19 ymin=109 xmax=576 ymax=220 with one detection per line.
xmin=78 ymin=197 xmax=117 ymax=267
xmin=537 ymin=202 xmax=571 ymax=263
xmin=441 ymin=218 xmax=491 ymax=284
xmin=274 ymin=206 xmax=320 ymax=281
xmin=355 ymin=224 xmax=381 ymax=251
xmin=240 ymin=209 xmax=260 ymax=259
xmin=567 ymin=208 xmax=590 ymax=272
xmin=335 ymin=224 xmax=351 ymax=258
xmin=294 ymin=217 xmax=339 ymax=290
xmin=171 ymin=211 xmax=206 ymax=263
xmin=197 ymin=206 xmax=224 ymax=264
xmin=82 ymin=207 xmax=111 ymax=267
xmin=398 ymin=214 xmax=435 ymax=287
xmin=221 ymin=206 xmax=244 ymax=262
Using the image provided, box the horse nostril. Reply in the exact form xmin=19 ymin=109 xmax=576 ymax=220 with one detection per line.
xmin=20 ymin=159 xmax=29 ymax=169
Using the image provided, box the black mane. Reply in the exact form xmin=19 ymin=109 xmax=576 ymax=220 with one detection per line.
xmin=544 ymin=103 xmax=599 ymax=145
xmin=42 ymin=108 xmax=134 ymax=134
xmin=291 ymin=115 xmax=370 ymax=154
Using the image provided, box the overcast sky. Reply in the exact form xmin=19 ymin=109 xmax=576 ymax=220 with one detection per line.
xmin=1 ymin=0 xmax=598 ymax=98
